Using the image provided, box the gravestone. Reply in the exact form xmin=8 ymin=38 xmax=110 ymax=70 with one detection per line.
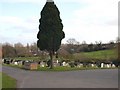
xmin=77 ymin=63 xmax=83 ymax=68
xmin=106 ymin=64 xmax=111 ymax=68
xmin=112 ymin=64 xmax=116 ymax=68
xmin=14 ymin=62 xmax=18 ymax=65
xmin=101 ymin=63 xmax=104 ymax=68
xmin=2 ymin=59 xmax=4 ymax=63
xmin=56 ymin=60 xmax=59 ymax=64
xmin=40 ymin=61 xmax=45 ymax=67
xmin=62 ymin=61 xmax=66 ymax=66
xmin=18 ymin=61 xmax=23 ymax=66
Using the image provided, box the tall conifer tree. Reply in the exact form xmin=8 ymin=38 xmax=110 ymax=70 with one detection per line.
xmin=37 ymin=0 xmax=65 ymax=69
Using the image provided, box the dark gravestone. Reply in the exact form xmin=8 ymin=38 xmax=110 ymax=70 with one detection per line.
xmin=6 ymin=60 xmax=10 ymax=64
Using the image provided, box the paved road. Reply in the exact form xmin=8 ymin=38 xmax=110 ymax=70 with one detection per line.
xmin=2 ymin=66 xmax=118 ymax=88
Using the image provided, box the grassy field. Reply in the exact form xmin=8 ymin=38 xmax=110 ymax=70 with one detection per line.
xmin=14 ymin=56 xmax=41 ymax=61
xmin=74 ymin=49 xmax=117 ymax=61
xmin=2 ymin=72 xmax=16 ymax=88
xmin=12 ymin=49 xmax=117 ymax=62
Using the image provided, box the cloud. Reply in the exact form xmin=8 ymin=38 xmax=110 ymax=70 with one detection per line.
xmin=0 ymin=16 xmax=39 ymax=31
xmin=62 ymin=0 xmax=118 ymax=43
xmin=73 ymin=0 xmax=118 ymax=25
xmin=0 ymin=16 xmax=39 ymax=44
xmin=106 ymin=19 xmax=118 ymax=26
xmin=0 ymin=0 xmax=119 ymax=45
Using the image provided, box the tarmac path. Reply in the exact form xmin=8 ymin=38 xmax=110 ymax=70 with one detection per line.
xmin=2 ymin=66 xmax=118 ymax=88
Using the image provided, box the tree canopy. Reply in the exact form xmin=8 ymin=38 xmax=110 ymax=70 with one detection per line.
xmin=37 ymin=1 xmax=65 ymax=54
xmin=37 ymin=1 xmax=65 ymax=68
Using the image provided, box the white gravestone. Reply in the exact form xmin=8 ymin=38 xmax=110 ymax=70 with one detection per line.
xmin=40 ymin=62 xmax=45 ymax=67
xmin=14 ymin=62 xmax=18 ymax=65
xmin=106 ymin=64 xmax=109 ymax=68
xmin=56 ymin=60 xmax=59 ymax=64
xmin=62 ymin=62 xmax=66 ymax=66
xmin=112 ymin=64 xmax=116 ymax=68
xmin=91 ymin=64 xmax=94 ymax=67
xmin=101 ymin=63 xmax=104 ymax=68
xmin=77 ymin=63 xmax=83 ymax=68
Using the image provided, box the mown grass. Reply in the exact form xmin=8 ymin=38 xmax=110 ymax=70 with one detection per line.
xmin=3 ymin=64 xmax=23 ymax=69
xmin=75 ymin=49 xmax=117 ymax=61
xmin=1 ymin=72 xmax=16 ymax=88
xmin=14 ymin=56 xmax=41 ymax=61
xmin=37 ymin=66 xmax=100 ymax=71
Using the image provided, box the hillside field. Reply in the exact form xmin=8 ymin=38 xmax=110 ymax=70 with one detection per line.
xmin=12 ymin=49 xmax=118 ymax=62
xmin=74 ymin=49 xmax=118 ymax=62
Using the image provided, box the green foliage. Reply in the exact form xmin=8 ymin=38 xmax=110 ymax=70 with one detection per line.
xmin=2 ymin=73 xmax=16 ymax=88
xmin=37 ymin=1 xmax=65 ymax=69
xmin=37 ymin=1 xmax=65 ymax=52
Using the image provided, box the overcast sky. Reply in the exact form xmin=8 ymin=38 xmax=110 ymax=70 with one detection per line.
xmin=0 ymin=0 xmax=119 ymax=45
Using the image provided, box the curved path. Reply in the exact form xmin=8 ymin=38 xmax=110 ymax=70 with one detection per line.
xmin=2 ymin=66 xmax=118 ymax=88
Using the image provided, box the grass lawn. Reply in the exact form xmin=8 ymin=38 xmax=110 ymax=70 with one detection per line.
xmin=74 ymin=49 xmax=117 ymax=61
xmin=1 ymin=72 xmax=16 ymax=88
xmin=14 ymin=56 xmax=41 ymax=61
xmin=37 ymin=66 xmax=100 ymax=71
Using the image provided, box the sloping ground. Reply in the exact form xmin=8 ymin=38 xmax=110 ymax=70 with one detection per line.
xmin=74 ymin=49 xmax=118 ymax=62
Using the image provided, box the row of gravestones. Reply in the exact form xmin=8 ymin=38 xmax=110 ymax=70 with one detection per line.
xmin=39 ymin=61 xmax=117 ymax=68
xmin=62 ymin=62 xmax=117 ymax=68
xmin=2 ymin=58 xmax=30 ymax=66
xmin=2 ymin=58 xmax=118 ymax=68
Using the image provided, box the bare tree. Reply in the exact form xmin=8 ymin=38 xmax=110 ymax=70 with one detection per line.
xmin=2 ymin=43 xmax=16 ymax=58
xmin=14 ymin=43 xmax=27 ymax=57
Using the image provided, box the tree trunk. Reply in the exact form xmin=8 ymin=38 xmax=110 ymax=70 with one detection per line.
xmin=49 ymin=51 xmax=53 ymax=69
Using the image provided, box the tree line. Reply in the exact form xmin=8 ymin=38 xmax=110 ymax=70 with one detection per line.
xmin=65 ymin=38 xmax=117 ymax=54
xmin=2 ymin=38 xmax=118 ymax=58
xmin=2 ymin=42 xmax=39 ymax=58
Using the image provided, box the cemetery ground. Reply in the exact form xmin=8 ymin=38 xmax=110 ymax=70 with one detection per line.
xmin=2 ymin=49 xmax=119 ymax=71
xmin=2 ymin=65 xmax=118 ymax=88
xmin=2 ymin=49 xmax=119 ymax=88
xmin=3 ymin=63 xmax=118 ymax=72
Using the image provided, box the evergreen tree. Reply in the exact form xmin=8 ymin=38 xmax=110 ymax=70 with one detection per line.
xmin=37 ymin=0 xmax=65 ymax=69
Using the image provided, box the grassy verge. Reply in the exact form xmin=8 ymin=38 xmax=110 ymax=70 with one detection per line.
xmin=3 ymin=64 xmax=22 ymax=69
xmin=1 ymin=72 xmax=16 ymax=88
xmin=37 ymin=66 xmax=100 ymax=71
